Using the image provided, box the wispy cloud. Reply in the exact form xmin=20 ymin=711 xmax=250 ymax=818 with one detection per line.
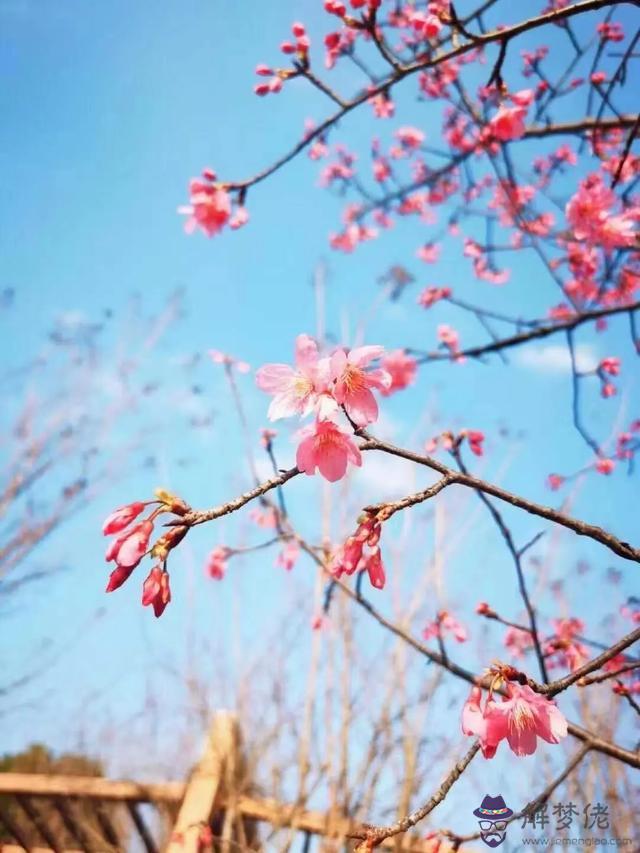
xmin=515 ymin=343 xmax=598 ymax=374
xmin=357 ymin=453 xmax=422 ymax=499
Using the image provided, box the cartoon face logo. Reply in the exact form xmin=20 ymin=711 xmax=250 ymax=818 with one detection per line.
xmin=473 ymin=795 xmax=513 ymax=847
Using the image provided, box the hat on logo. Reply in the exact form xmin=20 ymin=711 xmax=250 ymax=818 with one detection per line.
xmin=473 ymin=795 xmax=514 ymax=820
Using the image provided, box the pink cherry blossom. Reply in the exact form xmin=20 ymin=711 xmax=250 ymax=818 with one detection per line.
xmin=423 ymin=610 xmax=468 ymax=643
xmin=330 ymin=346 xmax=391 ymax=425
xmin=418 ymin=286 xmax=452 ymax=309
xmin=330 ymin=515 xmax=386 ymax=590
xmin=179 ymin=179 xmax=232 ymax=237
xmin=544 ymin=618 xmax=589 ymax=671
xmin=372 ymin=157 xmax=391 ymax=182
xmin=437 ymin=324 xmax=462 ymax=357
xmin=329 ymin=222 xmax=379 ymax=253
xmin=410 ymin=10 xmax=442 ymax=39
xmin=504 ymin=626 xmax=534 ymax=658
xmin=546 ymin=473 xmax=565 ymax=491
xmin=331 ymin=516 xmax=379 ymax=578
xmin=613 ymin=680 xmax=640 ymax=696
xmin=229 ymin=206 xmax=249 ymax=230
xmin=462 ymin=429 xmax=484 ymax=456
xmin=566 ymin=172 xmax=639 ymax=250
xmin=209 ymin=350 xmax=251 ymax=373
xmin=597 ymin=21 xmax=624 ymax=41
xmin=601 ymin=382 xmax=616 ymax=399
xmin=256 ymin=334 xmax=334 ymax=421
xmin=486 ymin=684 xmax=568 ymax=756
xmin=250 ymin=507 xmax=278 ymax=529
xmin=296 ymin=420 xmax=362 ymax=482
xmin=416 ymin=243 xmax=440 ymax=263
xmin=620 ymin=600 xmax=640 ymax=624
xmin=369 ymin=92 xmax=395 ymax=119
xmin=205 ymin=546 xmax=229 ymax=580
xmin=463 ymin=683 xmax=568 ymax=758
xmin=379 ymin=350 xmax=417 ymax=396
xmin=275 ymin=540 xmax=300 ymax=571
xmin=595 ymin=458 xmax=615 ymax=475
xmin=141 ymin=566 xmax=171 ymax=618
xmin=394 ymin=126 xmax=425 ymax=150
xmin=600 ymin=356 xmax=620 ymax=376
xmin=485 ymin=103 xmax=528 ymax=142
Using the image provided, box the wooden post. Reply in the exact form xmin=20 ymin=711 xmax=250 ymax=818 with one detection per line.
xmin=165 ymin=711 xmax=239 ymax=853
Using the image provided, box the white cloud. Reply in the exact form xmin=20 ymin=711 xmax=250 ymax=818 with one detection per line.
xmin=357 ymin=453 xmax=423 ymax=499
xmin=515 ymin=343 xmax=598 ymax=374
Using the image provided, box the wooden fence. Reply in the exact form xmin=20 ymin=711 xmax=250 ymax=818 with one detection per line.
xmin=0 ymin=713 xmax=443 ymax=852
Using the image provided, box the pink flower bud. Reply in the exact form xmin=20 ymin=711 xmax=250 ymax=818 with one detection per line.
xmin=102 ymin=501 xmax=146 ymax=535
xmin=546 ymin=473 xmax=564 ymax=491
xmin=106 ymin=520 xmax=154 ymax=570
xmin=595 ymin=458 xmax=615 ymax=475
xmin=106 ymin=564 xmax=136 ymax=593
xmin=142 ymin=566 xmax=171 ymax=618
xmin=365 ymin=547 xmax=386 ymax=590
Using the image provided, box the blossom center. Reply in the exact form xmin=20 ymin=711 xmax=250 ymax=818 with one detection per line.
xmin=342 ymin=365 xmax=366 ymax=394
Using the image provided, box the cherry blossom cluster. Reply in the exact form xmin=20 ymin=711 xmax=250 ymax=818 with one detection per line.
xmin=425 ymin=429 xmax=485 ymax=457
xmin=205 ymin=546 xmax=229 ymax=580
xmin=256 ymin=334 xmax=396 ymax=482
xmin=565 ymin=172 xmax=640 ymax=253
xmin=254 ymin=23 xmax=310 ymax=97
xmin=330 ymin=512 xmax=386 ymax=590
xmin=102 ymin=489 xmax=190 ymax=617
xmin=436 ymin=324 xmax=463 ymax=359
xmin=204 ymin=537 xmax=300 ymax=583
xmin=477 ymin=602 xmax=639 ymax=698
xmin=418 ymin=285 xmax=452 ymax=309
xmin=503 ymin=625 xmax=535 ymax=660
xmin=544 ymin=618 xmax=589 ymax=672
xmin=209 ymin=349 xmax=251 ymax=373
xmin=462 ymin=675 xmax=568 ymax=758
xmin=178 ymin=169 xmax=248 ymax=238
xmin=423 ymin=610 xmax=468 ymax=644
xmin=463 ymin=238 xmax=510 ymax=286
xmin=546 ymin=418 xmax=640 ymax=490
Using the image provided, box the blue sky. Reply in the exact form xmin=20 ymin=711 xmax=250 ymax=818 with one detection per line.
xmin=1 ymin=0 xmax=639 ymax=830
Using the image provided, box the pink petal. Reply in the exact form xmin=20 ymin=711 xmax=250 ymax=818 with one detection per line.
xmin=349 ymin=345 xmax=384 ymax=367
xmin=506 ymin=724 xmax=538 ymax=756
xmin=345 ymin=387 xmax=378 ymax=426
xmin=366 ymin=368 xmax=392 ymax=391
xmin=268 ymin=389 xmax=304 ymax=421
xmin=317 ymin=442 xmax=348 ymax=482
xmin=296 ymin=436 xmax=317 ymax=476
xmin=329 ymin=348 xmax=347 ymax=380
xmin=345 ymin=441 xmax=362 ymax=467
xmin=294 ymin=334 xmax=319 ymax=369
xmin=255 ymin=364 xmax=295 ymax=393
